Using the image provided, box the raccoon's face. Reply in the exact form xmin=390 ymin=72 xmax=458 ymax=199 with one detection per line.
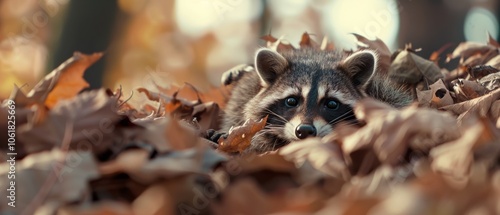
xmin=244 ymin=48 xmax=377 ymax=151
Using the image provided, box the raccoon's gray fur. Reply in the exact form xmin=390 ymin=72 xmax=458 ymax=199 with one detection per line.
xmin=221 ymin=48 xmax=414 ymax=152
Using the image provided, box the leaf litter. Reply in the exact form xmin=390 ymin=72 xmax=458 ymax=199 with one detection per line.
xmin=1 ymin=32 xmax=500 ymax=215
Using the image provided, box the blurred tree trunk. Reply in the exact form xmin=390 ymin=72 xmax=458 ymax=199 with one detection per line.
xmin=47 ymin=0 xmax=120 ymax=89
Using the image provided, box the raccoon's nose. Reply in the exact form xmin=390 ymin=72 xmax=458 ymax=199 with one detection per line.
xmin=295 ymin=124 xmax=317 ymax=139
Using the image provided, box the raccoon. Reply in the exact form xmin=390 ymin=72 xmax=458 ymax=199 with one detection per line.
xmin=221 ymin=48 xmax=414 ymax=152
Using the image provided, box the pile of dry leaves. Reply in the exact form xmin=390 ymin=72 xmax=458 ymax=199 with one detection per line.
xmin=1 ymin=33 xmax=499 ymax=215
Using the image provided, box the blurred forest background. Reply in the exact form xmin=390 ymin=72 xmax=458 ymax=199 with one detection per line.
xmin=0 ymin=0 xmax=499 ymax=100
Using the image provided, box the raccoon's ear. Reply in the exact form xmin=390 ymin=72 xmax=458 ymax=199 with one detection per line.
xmin=341 ymin=50 xmax=377 ymax=87
xmin=255 ymin=48 xmax=288 ymax=87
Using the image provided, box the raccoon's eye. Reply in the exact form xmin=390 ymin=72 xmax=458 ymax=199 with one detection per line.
xmin=325 ymin=99 xmax=340 ymax=110
xmin=285 ymin=97 xmax=298 ymax=107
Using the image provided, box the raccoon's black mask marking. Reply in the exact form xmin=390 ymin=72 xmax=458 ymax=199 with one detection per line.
xmin=221 ymin=47 xmax=411 ymax=152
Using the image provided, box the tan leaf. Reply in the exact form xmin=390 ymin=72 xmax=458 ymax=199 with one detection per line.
xmin=440 ymin=88 xmax=500 ymax=125
xmin=218 ymin=116 xmax=268 ymax=153
xmin=419 ymin=79 xmax=454 ymax=108
xmin=389 ymin=49 xmax=443 ymax=86
xmin=344 ymin=99 xmax=459 ymax=166
xmin=279 ymin=136 xmax=350 ymax=180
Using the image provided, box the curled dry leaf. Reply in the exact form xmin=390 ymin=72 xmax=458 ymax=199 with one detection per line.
xmin=218 ymin=116 xmax=268 ymax=153
xmin=27 ymin=52 xmax=102 ymax=108
xmin=440 ymin=87 xmax=500 ymax=126
xmin=429 ymin=43 xmax=452 ymax=63
xmin=343 ymin=99 xmax=459 ymax=166
xmin=389 ymin=49 xmax=443 ymax=86
xmin=451 ymin=79 xmax=487 ymax=102
xmin=468 ymin=65 xmax=499 ymax=80
xmin=261 ymin=34 xmax=295 ymax=52
xmin=416 ymin=79 xmax=453 ymax=108
xmin=479 ymin=72 xmax=500 ymax=91
xmin=299 ymin=32 xmax=319 ymax=49
xmin=279 ymin=136 xmax=350 ymax=180
xmin=137 ymin=86 xmax=221 ymax=132
xmin=485 ymin=55 xmax=500 ymax=69
xmin=488 ymin=32 xmax=500 ymax=47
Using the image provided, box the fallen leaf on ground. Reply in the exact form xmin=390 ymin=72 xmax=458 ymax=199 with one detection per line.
xmin=218 ymin=116 xmax=268 ymax=153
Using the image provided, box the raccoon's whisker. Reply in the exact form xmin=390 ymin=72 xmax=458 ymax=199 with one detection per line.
xmin=271 ymin=139 xmax=279 ymax=151
xmin=263 ymin=108 xmax=288 ymax=123
xmin=328 ymin=110 xmax=354 ymax=124
xmin=331 ymin=118 xmax=359 ymax=127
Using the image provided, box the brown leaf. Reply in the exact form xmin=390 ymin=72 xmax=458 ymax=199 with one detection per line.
xmin=18 ymin=89 xmax=123 ymax=155
xmin=451 ymin=79 xmax=488 ymax=102
xmin=131 ymin=182 xmax=174 ymax=215
xmin=430 ymin=43 xmax=452 ymax=63
xmin=440 ymin=88 xmax=500 ymax=125
xmin=218 ymin=116 xmax=268 ymax=153
xmin=345 ymin=99 xmax=459 ymax=166
xmin=352 ymin=33 xmax=392 ymax=73
xmin=430 ymin=116 xmax=500 ymax=188
xmin=320 ymin=36 xmax=335 ymax=51
xmin=99 ymin=149 xmax=149 ymax=175
xmin=447 ymin=42 xmax=495 ymax=62
xmin=0 ymin=149 xmax=99 ymax=215
xmin=132 ymin=116 xmax=199 ymax=152
xmin=261 ymin=34 xmax=296 ymax=52
xmin=260 ymin=33 xmax=278 ymax=43
xmin=279 ymin=136 xmax=350 ymax=180
xmin=192 ymin=101 xmax=221 ymax=132
xmin=488 ymin=32 xmax=500 ymax=48
xmin=468 ymin=65 xmax=499 ymax=80
xmin=485 ymin=55 xmax=500 ymax=69
xmin=127 ymin=145 xmax=226 ymax=183
xmin=417 ymin=79 xmax=454 ymax=108
xmin=299 ymin=32 xmax=319 ymax=49
xmin=389 ymin=49 xmax=443 ymax=86
xmin=27 ymin=52 xmax=102 ymax=108
xmin=45 ymin=53 xmax=102 ymax=108
xmin=490 ymin=100 xmax=500 ymax=121
xmin=479 ymin=72 xmax=500 ymax=91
